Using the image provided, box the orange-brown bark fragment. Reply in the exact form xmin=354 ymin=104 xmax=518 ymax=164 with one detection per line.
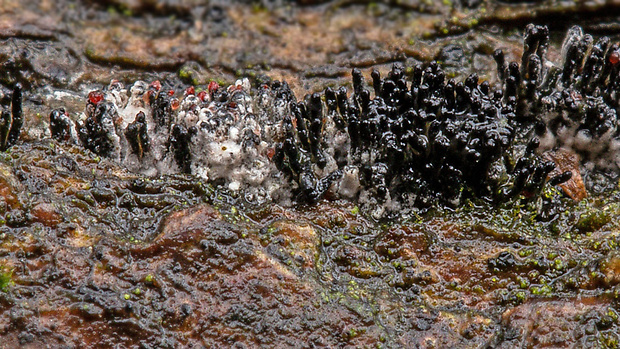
xmin=543 ymin=148 xmax=587 ymax=201
xmin=30 ymin=203 xmax=62 ymax=227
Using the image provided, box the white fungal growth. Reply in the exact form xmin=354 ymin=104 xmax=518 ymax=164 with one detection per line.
xmin=70 ymin=78 xmax=297 ymax=205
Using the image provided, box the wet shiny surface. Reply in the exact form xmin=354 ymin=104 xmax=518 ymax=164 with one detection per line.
xmin=0 ymin=142 xmax=618 ymax=347
xmin=2 ymin=0 xmax=620 ymax=347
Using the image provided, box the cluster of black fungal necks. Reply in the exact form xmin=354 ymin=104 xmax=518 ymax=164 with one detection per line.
xmin=272 ymin=24 xmax=620 ymax=207
xmin=8 ymin=24 xmax=620 ymax=210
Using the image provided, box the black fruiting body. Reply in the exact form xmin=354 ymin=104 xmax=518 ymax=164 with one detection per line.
xmin=50 ymin=108 xmax=73 ymax=142
xmin=272 ymin=24 xmax=620 ymax=206
xmin=77 ymin=101 xmax=119 ymax=157
xmin=152 ymin=90 xmax=173 ymax=129
xmin=0 ymin=84 xmax=23 ymax=151
xmin=125 ymin=111 xmax=150 ymax=159
xmin=9 ymin=83 xmax=22 ymax=147
xmin=41 ymin=24 xmax=620 ymax=209
xmin=0 ymin=109 xmax=12 ymax=151
xmin=168 ymin=124 xmax=196 ymax=174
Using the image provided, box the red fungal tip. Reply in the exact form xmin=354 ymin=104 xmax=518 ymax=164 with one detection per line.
xmin=610 ymin=51 xmax=620 ymax=65
xmin=171 ymin=98 xmax=180 ymax=110
xmin=150 ymin=80 xmax=162 ymax=91
xmin=197 ymin=91 xmax=208 ymax=102
xmin=208 ymin=81 xmax=219 ymax=94
xmin=88 ymin=91 xmax=104 ymax=105
xmin=185 ymin=86 xmax=195 ymax=96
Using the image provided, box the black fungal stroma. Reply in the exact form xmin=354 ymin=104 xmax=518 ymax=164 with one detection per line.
xmin=0 ymin=83 xmax=22 ymax=152
xmin=28 ymin=24 xmax=620 ymax=210
xmin=275 ymin=24 xmax=620 ymax=207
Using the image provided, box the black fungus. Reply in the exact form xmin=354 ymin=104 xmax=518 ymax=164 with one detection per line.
xmin=49 ymin=108 xmax=72 ymax=142
xmin=77 ymin=100 xmax=119 ymax=157
xmin=151 ymin=89 xmax=174 ymax=129
xmin=0 ymin=84 xmax=23 ymax=151
xmin=271 ymin=24 xmax=620 ymax=207
xmin=51 ymin=24 xmax=620 ymax=210
xmin=168 ymin=124 xmax=196 ymax=174
xmin=125 ymin=111 xmax=150 ymax=159
xmin=9 ymin=83 xmax=22 ymax=147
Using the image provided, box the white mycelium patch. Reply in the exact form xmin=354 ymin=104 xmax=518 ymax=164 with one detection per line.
xmin=60 ymin=79 xmax=303 ymax=205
